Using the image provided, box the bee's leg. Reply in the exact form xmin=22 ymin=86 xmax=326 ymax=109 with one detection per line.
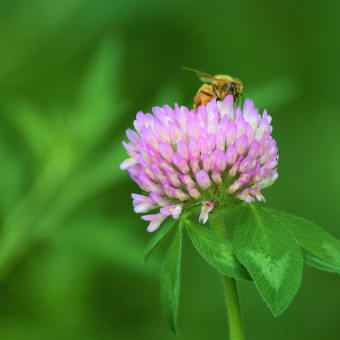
xmin=212 ymin=84 xmax=220 ymax=98
xmin=199 ymin=90 xmax=214 ymax=106
xmin=194 ymin=84 xmax=215 ymax=110
xmin=194 ymin=85 xmax=213 ymax=109
xmin=193 ymin=93 xmax=201 ymax=109
xmin=238 ymin=93 xmax=244 ymax=108
xmin=194 ymin=91 xmax=212 ymax=109
xmin=241 ymin=93 xmax=244 ymax=107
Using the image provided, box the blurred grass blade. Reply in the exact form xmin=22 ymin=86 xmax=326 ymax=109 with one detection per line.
xmin=33 ymin=135 xmax=127 ymax=239
xmin=73 ymin=39 xmax=125 ymax=150
xmin=0 ymin=39 xmax=129 ymax=277
xmin=52 ymin=214 xmax=158 ymax=277
xmin=0 ymin=164 xmax=69 ymax=277
xmin=5 ymin=99 xmax=65 ymax=164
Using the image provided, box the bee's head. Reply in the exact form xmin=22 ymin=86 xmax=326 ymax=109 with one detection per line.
xmin=228 ymin=80 xmax=243 ymax=95
xmin=229 ymin=82 xmax=236 ymax=95
xmin=234 ymin=80 xmax=243 ymax=94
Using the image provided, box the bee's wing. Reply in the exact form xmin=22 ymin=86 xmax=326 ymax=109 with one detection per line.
xmin=199 ymin=76 xmax=215 ymax=83
xmin=181 ymin=66 xmax=215 ymax=83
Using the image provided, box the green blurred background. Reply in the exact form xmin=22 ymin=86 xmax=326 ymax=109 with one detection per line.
xmin=0 ymin=0 xmax=339 ymax=339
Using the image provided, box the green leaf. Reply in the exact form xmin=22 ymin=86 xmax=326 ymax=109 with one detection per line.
xmin=185 ymin=219 xmax=250 ymax=281
xmin=160 ymin=224 xmax=183 ymax=333
xmin=268 ymin=209 xmax=340 ymax=274
xmin=234 ymin=204 xmax=303 ymax=316
xmin=144 ymin=217 xmax=178 ymax=262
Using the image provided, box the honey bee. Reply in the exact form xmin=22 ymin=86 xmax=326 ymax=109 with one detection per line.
xmin=182 ymin=67 xmax=243 ymax=109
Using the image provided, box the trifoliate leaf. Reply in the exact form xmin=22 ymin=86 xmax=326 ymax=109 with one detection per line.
xmin=160 ymin=224 xmax=183 ymax=333
xmin=184 ymin=219 xmax=250 ymax=281
xmin=144 ymin=217 xmax=177 ymax=262
xmin=234 ymin=204 xmax=303 ymax=316
xmin=268 ymin=209 xmax=340 ymax=274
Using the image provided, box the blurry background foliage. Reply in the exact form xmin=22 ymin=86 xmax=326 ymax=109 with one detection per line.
xmin=0 ymin=0 xmax=339 ymax=339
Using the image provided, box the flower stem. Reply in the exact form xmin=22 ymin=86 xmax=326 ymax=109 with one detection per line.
xmin=210 ymin=213 xmax=245 ymax=340
xmin=222 ymin=275 xmax=244 ymax=340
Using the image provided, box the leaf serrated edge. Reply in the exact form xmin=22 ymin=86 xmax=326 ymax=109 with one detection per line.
xmin=234 ymin=204 xmax=304 ymax=317
xmin=184 ymin=219 xmax=251 ymax=281
xmin=160 ymin=223 xmax=183 ymax=334
xmin=266 ymin=208 xmax=340 ymax=275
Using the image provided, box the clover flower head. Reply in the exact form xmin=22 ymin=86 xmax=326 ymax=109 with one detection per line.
xmin=121 ymin=96 xmax=278 ymax=232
